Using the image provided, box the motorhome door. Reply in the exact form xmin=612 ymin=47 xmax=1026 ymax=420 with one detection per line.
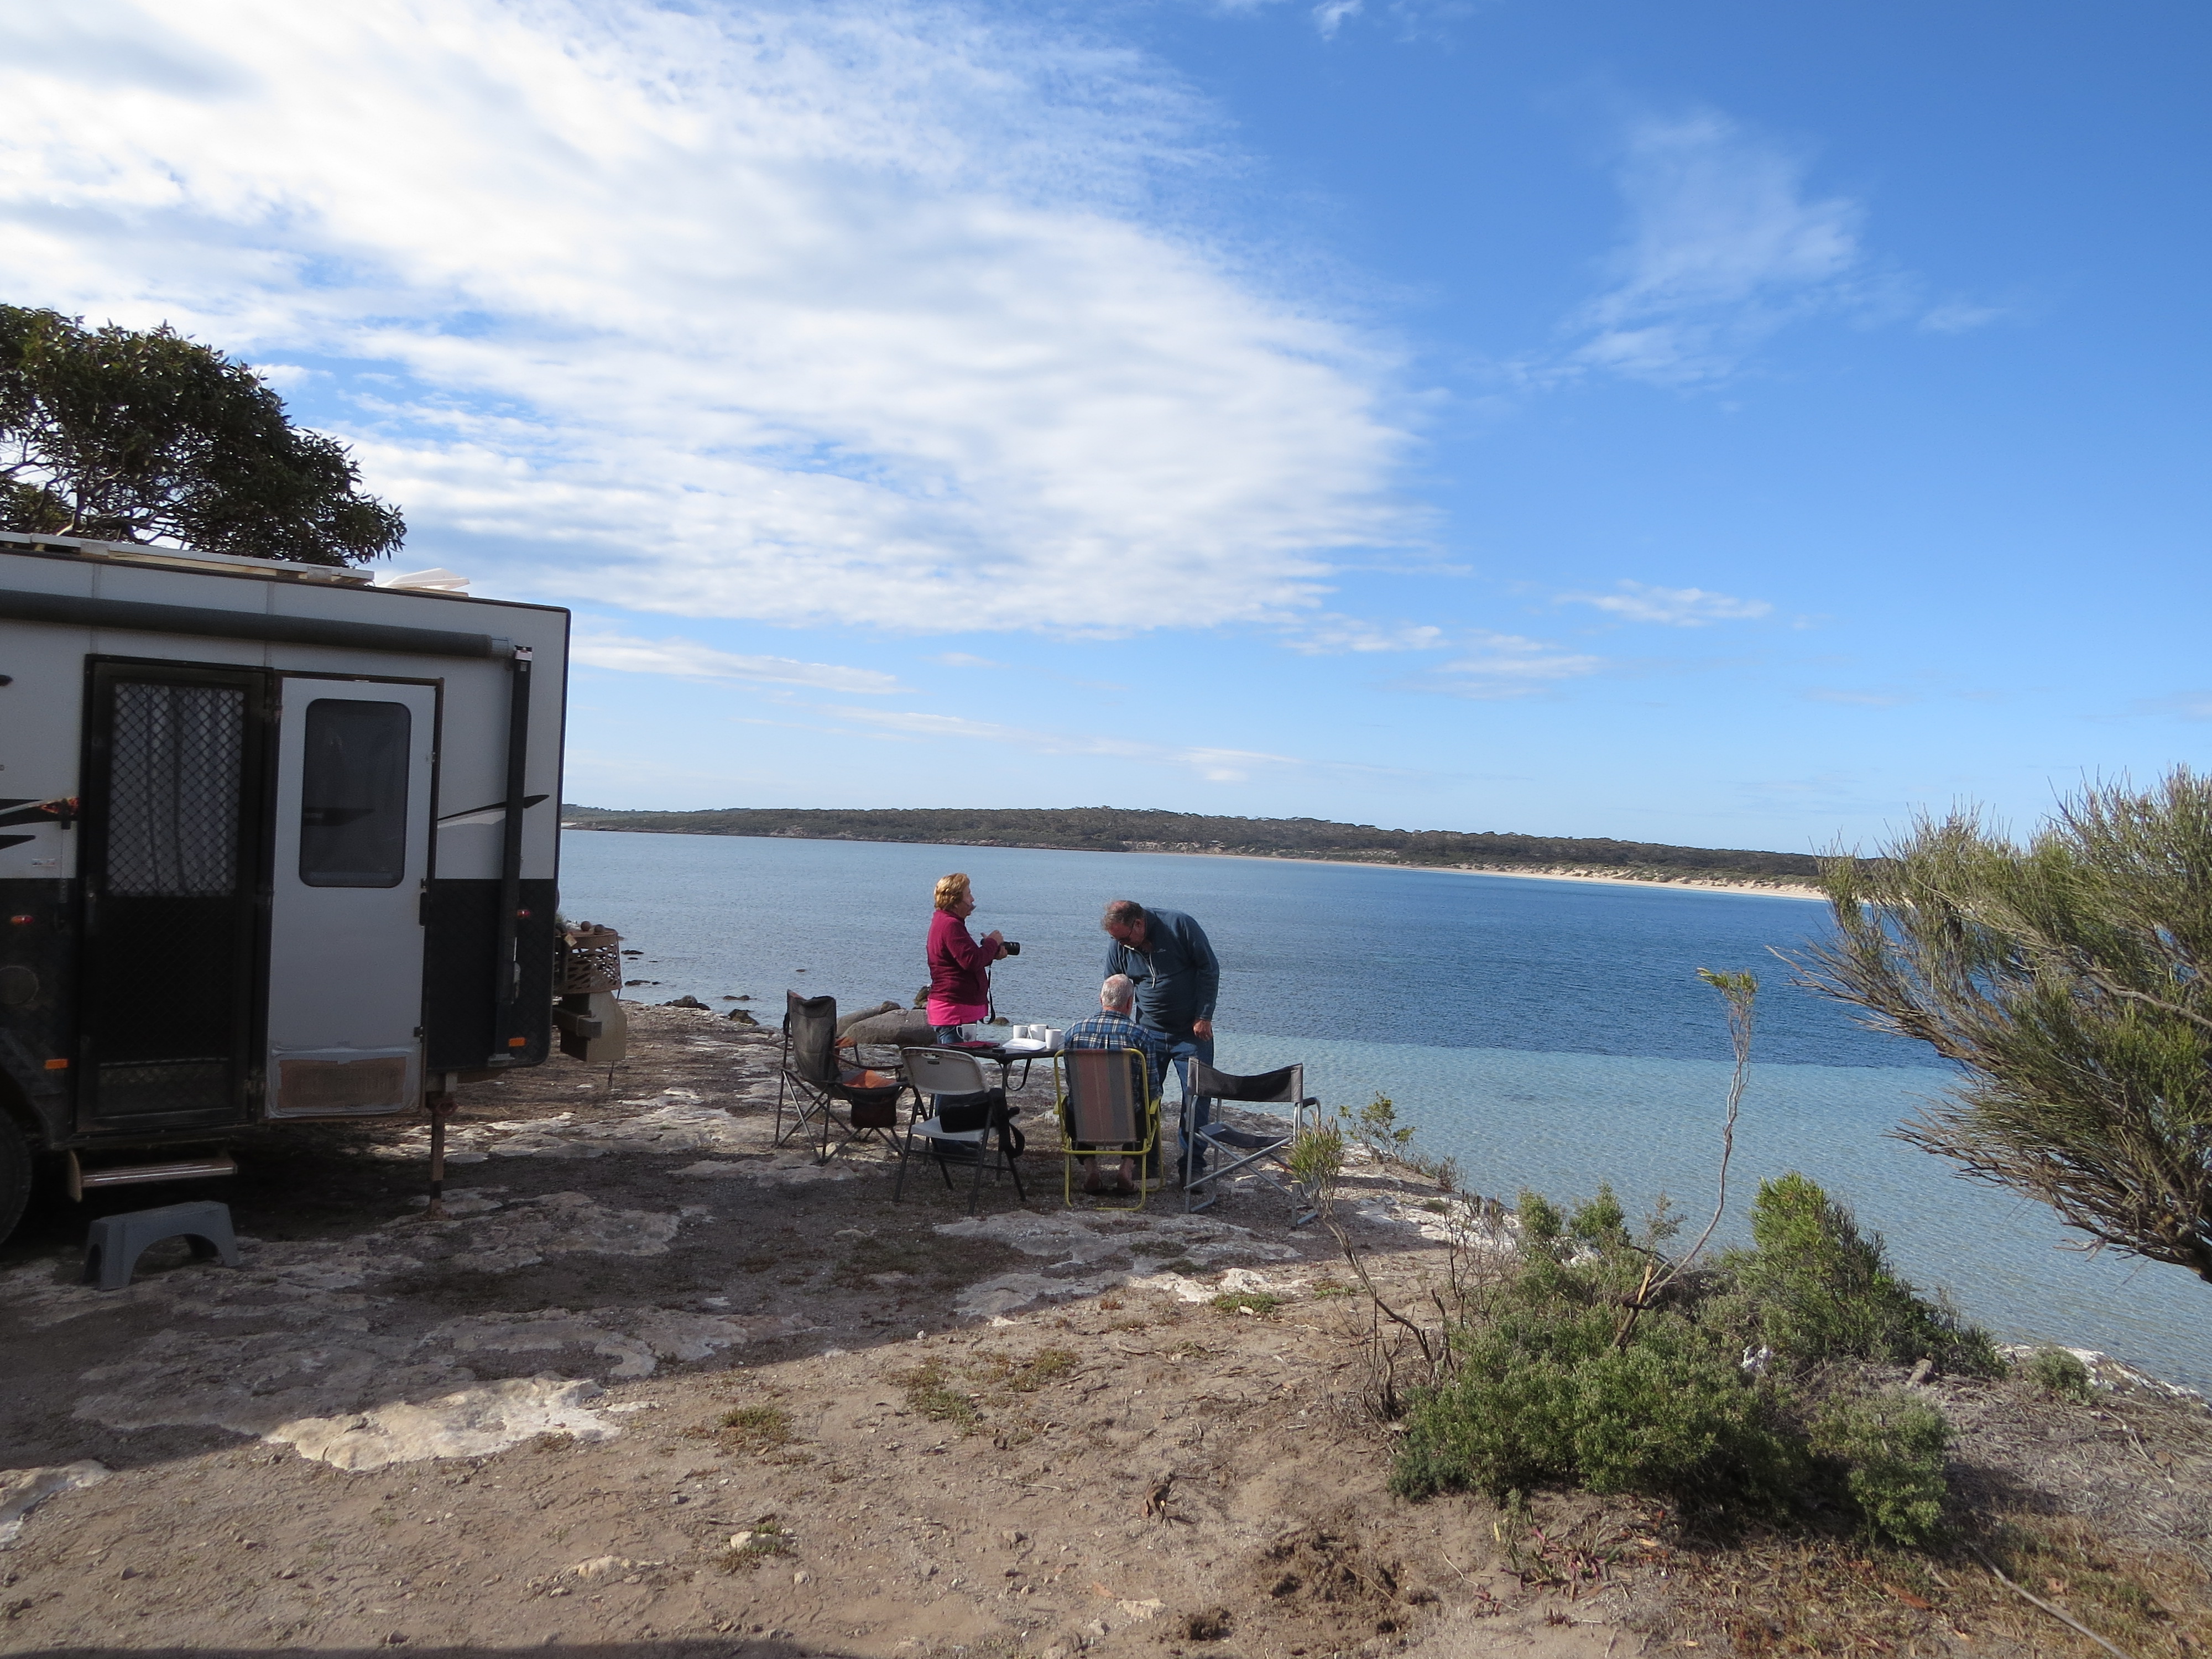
xmin=265 ymin=679 xmax=437 ymax=1119
xmin=77 ymin=662 xmax=273 ymax=1133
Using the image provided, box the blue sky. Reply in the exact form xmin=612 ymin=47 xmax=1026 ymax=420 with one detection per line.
xmin=4 ymin=0 xmax=2206 ymax=852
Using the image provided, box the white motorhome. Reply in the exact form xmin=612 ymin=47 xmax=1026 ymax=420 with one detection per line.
xmin=0 ymin=531 xmax=568 ymax=1236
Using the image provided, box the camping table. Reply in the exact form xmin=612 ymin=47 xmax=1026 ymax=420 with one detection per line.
xmin=938 ymin=1037 xmax=1062 ymax=1092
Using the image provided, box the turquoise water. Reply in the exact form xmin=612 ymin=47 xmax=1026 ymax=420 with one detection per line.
xmin=558 ymin=828 xmax=2210 ymax=1387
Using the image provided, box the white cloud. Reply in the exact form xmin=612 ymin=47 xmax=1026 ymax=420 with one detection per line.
xmin=1559 ymin=580 xmax=1772 ymax=626
xmin=0 ymin=0 xmax=1411 ymax=635
xmin=572 ymin=630 xmax=907 ymax=694
xmin=1417 ymin=632 xmax=1604 ymax=699
xmin=932 ymin=652 xmax=1004 ymax=669
xmin=1285 ymin=614 xmax=1447 ymax=654
xmin=821 ymin=704 xmax=1301 ymax=783
xmin=1313 ymin=1 xmax=1364 ymax=36
xmin=1567 ymin=111 xmax=1870 ymax=384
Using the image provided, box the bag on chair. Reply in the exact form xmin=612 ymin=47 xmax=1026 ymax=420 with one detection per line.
xmin=935 ymin=1087 xmax=1023 ymax=1155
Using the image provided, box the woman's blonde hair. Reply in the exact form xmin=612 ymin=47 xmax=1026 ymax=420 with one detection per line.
xmin=933 ymin=872 xmax=972 ymax=912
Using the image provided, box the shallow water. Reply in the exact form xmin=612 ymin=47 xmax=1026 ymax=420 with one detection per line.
xmin=558 ymin=828 xmax=2210 ymax=1386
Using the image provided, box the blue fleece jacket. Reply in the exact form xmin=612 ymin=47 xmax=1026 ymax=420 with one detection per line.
xmin=1103 ymin=906 xmax=1220 ymax=1034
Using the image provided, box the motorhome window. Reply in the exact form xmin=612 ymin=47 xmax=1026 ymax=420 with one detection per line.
xmin=107 ymin=683 xmax=246 ymax=897
xmin=300 ymin=700 xmax=410 ymax=887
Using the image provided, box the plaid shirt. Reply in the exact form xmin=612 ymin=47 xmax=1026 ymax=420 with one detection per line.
xmin=1062 ymin=1010 xmax=1175 ymax=1100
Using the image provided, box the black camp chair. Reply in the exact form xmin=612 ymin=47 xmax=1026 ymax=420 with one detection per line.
xmin=777 ymin=992 xmax=909 ymax=1164
xmin=1184 ymin=1060 xmax=1321 ymax=1225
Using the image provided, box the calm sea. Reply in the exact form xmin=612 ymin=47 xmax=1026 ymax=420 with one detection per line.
xmin=558 ymin=829 xmax=2210 ymax=1388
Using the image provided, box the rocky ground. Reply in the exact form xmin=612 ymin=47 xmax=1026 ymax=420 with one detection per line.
xmin=1 ymin=1004 xmax=2207 ymax=1659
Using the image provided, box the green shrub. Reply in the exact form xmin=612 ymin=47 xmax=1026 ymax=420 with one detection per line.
xmin=1810 ymin=1390 xmax=1952 ymax=1547
xmin=2023 ymin=1345 xmax=2094 ymax=1402
xmin=1391 ymin=1216 xmax=1803 ymax=1511
xmin=1287 ymin=1121 xmax=1345 ymax=1196
xmin=1389 ymin=1173 xmax=1974 ymax=1546
xmin=1569 ymin=1183 xmax=1628 ymax=1245
xmin=1515 ymin=1190 xmax=1564 ymax=1248
xmin=1727 ymin=1173 xmax=2002 ymax=1374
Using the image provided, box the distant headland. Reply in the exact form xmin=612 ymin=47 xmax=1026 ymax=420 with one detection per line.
xmin=556 ymin=805 xmax=1830 ymax=896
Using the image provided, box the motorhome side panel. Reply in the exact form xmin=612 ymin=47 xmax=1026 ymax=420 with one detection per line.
xmin=0 ymin=558 xmax=96 ymax=1146
xmin=141 ymin=567 xmax=568 ymax=1081
xmin=259 ymin=587 xmax=569 ymax=1077
xmin=0 ymin=544 xmax=568 ymax=1152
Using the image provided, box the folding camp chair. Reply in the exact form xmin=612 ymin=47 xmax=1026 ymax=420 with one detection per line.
xmin=1184 ymin=1060 xmax=1321 ymax=1225
xmin=777 ymin=992 xmax=909 ymax=1164
xmin=1053 ymin=1047 xmax=1160 ymax=1211
xmin=894 ymin=1046 xmax=1028 ymax=1215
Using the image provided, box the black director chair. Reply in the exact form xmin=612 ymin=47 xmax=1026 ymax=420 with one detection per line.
xmin=1184 ymin=1059 xmax=1322 ymax=1226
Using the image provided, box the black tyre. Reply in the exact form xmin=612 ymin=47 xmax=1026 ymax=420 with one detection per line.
xmin=0 ymin=1112 xmax=33 ymax=1244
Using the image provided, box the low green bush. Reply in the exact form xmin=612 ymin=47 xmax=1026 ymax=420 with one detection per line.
xmin=1390 ymin=1173 xmax=1971 ymax=1546
xmin=1719 ymin=1173 xmax=2003 ymax=1375
xmin=1810 ymin=1390 xmax=1951 ymax=1547
xmin=2023 ymin=1345 xmax=2094 ymax=1401
xmin=1390 ymin=1297 xmax=1802 ymax=1509
xmin=1392 ymin=1194 xmax=1803 ymax=1514
xmin=1515 ymin=1189 xmax=1564 ymax=1248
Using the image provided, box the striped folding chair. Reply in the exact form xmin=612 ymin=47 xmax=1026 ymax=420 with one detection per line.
xmin=1053 ymin=1047 xmax=1159 ymax=1210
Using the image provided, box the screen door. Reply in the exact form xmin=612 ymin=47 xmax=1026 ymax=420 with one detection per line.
xmin=265 ymin=679 xmax=437 ymax=1118
xmin=78 ymin=662 xmax=270 ymax=1131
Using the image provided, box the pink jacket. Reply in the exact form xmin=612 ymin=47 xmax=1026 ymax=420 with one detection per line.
xmin=926 ymin=909 xmax=999 ymax=1025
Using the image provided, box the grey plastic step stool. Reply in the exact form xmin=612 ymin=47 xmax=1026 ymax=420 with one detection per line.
xmin=82 ymin=1201 xmax=240 ymax=1290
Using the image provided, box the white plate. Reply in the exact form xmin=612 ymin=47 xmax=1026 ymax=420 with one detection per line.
xmin=998 ymin=1037 xmax=1052 ymax=1054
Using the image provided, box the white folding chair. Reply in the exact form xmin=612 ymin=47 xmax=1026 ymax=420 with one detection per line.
xmin=894 ymin=1046 xmax=1027 ymax=1215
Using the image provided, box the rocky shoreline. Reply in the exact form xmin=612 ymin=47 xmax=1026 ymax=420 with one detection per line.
xmin=0 ymin=1004 xmax=2204 ymax=1657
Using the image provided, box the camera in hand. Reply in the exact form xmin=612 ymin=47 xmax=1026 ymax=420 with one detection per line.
xmin=1000 ymin=940 xmax=1022 ymax=955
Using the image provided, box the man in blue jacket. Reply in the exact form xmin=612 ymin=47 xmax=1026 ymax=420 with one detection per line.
xmin=1100 ymin=899 xmax=1220 ymax=1184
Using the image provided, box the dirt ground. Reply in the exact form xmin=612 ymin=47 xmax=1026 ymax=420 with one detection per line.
xmin=2 ymin=1004 xmax=2208 ymax=1659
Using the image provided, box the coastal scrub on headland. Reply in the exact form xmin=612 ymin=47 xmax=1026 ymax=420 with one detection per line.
xmin=559 ymin=803 xmax=1831 ymax=891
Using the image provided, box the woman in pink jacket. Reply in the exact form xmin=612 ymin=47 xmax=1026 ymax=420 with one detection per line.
xmin=926 ymin=872 xmax=1006 ymax=1041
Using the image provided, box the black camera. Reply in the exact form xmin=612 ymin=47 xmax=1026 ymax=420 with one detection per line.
xmin=1000 ymin=941 xmax=1022 ymax=955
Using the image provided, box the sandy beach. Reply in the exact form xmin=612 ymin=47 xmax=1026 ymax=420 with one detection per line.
xmin=1192 ymin=849 xmax=1830 ymax=902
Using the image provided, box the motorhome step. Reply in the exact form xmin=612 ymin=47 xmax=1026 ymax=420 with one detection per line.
xmin=67 ymin=1151 xmax=238 ymax=1201
xmin=82 ymin=1200 xmax=241 ymax=1291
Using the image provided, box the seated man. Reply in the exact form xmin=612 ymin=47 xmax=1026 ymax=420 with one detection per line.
xmin=1062 ymin=975 xmax=1175 ymax=1196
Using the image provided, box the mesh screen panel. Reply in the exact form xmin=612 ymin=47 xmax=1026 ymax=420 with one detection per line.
xmin=277 ymin=1057 xmax=411 ymax=1115
xmin=106 ymin=684 xmax=246 ymax=898
xmin=95 ymin=1058 xmax=232 ymax=1116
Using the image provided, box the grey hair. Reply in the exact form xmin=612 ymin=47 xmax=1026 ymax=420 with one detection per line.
xmin=1102 ymin=899 xmax=1145 ymax=930
xmin=1100 ymin=974 xmax=1136 ymax=1009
